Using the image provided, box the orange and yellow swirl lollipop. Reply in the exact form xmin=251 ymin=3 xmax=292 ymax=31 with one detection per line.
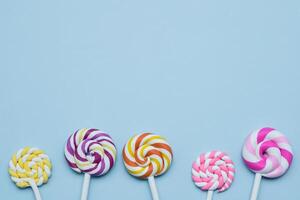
xmin=123 ymin=133 xmax=173 ymax=200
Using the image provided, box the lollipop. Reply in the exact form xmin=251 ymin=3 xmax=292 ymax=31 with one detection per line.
xmin=123 ymin=133 xmax=173 ymax=200
xmin=242 ymin=127 xmax=293 ymax=200
xmin=9 ymin=147 xmax=52 ymax=200
xmin=192 ymin=151 xmax=235 ymax=200
xmin=65 ymin=128 xmax=117 ymax=200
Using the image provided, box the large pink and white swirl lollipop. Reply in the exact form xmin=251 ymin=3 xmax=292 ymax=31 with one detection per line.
xmin=192 ymin=151 xmax=235 ymax=200
xmin=242 ymin=127 xmax=293 ymax=200
xmin=65 ymin=128 xmax=117 ymax=200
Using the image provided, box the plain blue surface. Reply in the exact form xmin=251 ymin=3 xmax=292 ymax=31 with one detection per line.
xmin=0 ymin=0 xmax=299 ymax=199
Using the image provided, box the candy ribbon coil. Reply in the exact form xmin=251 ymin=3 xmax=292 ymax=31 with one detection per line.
xmin=192 ymin=151 xmax=235 ymax=192
xmin=123 ymin=133 xmax=173 ymax=179
xmin=242 ymin=127 xmax=293 ymax=178
xmin=9 ymin=147 xmax=52 ymax=188
xmin=65 ymin=128 xmax=117 ymax=176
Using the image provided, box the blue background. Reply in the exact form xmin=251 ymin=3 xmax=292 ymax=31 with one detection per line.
xmin=0 ymin=0 xmax=299 ymax=199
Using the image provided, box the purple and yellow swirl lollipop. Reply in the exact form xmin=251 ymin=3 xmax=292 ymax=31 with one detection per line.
xmin=65 ymin=128 xmax=117 ymax=200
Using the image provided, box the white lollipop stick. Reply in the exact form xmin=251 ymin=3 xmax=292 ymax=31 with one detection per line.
xmin=207 ymin=191 xmax=213 ymax=200
xmin=148 ymin=176 xmax=159 ymax=200
xmin=81 ymin=173 xmax=91 ymax=200
xmin=250 ymin=173 xmax=262 ymax=200
xmin=25 ymin=178 xmax=42 ymax=200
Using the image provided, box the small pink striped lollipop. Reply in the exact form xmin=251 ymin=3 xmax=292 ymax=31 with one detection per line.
xmin=192 ymin=151 xmax=235 ymax=200
xmin=242 ymin=127 xmax=293 ymax=200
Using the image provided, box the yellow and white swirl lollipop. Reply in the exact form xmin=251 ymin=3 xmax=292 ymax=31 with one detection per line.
xmin=8 ymin=147 xmax=52 ymax=200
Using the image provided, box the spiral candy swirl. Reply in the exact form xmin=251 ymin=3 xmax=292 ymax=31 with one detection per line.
xmin=242 ymin=127 xmax=293 ymax=178
xmin=192 ymin=151 xmax=235 ymax=192
xmin=123 ymin=133 xmax=173 ymax=179
xmin=65 ymin=128 xmax=117 ymax=176
xmin=8 ymin=147 xmax=52 ymax=188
